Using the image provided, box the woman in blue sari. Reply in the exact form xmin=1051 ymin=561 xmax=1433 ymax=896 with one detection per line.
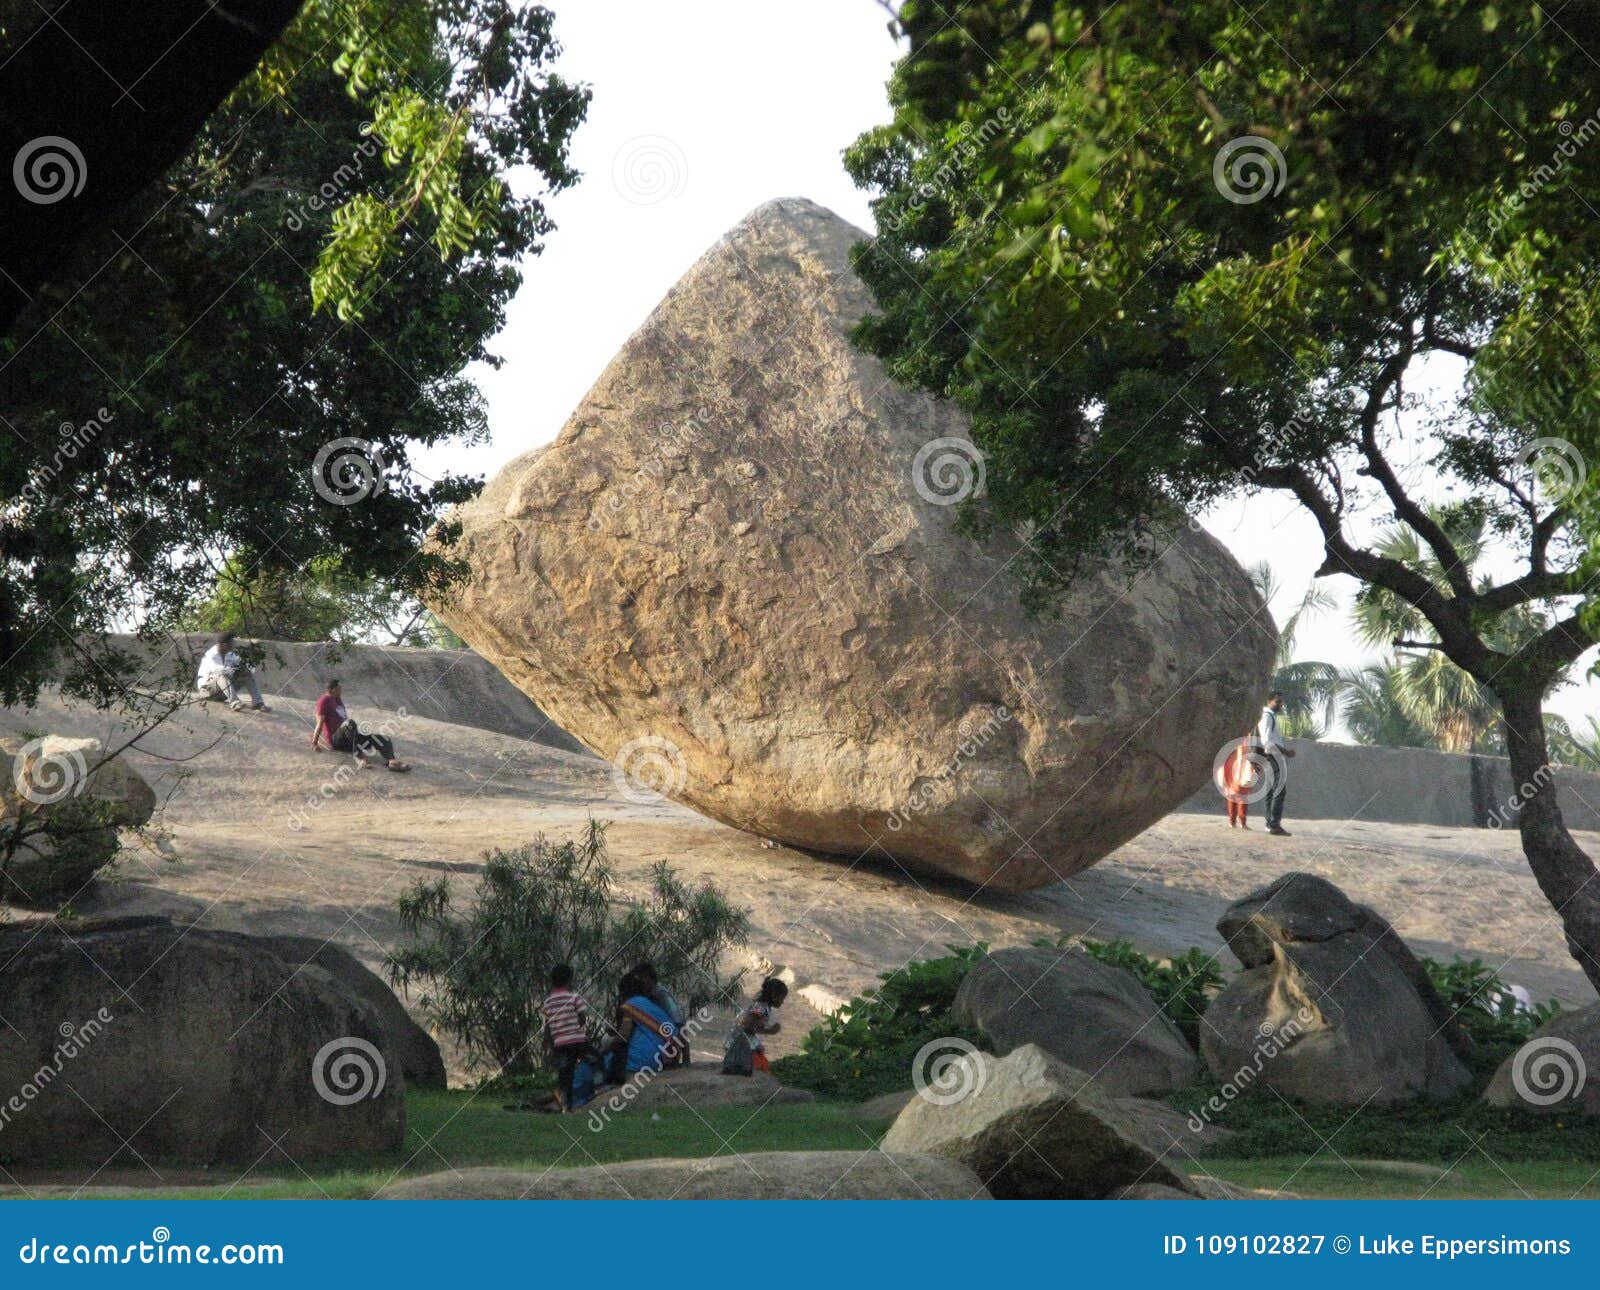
xmin=606 ymin=970 xmax=682 ymax=1080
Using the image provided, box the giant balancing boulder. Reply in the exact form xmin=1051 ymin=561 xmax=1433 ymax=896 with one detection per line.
xmin=433 ymin=198 xmax=1273 ymax=889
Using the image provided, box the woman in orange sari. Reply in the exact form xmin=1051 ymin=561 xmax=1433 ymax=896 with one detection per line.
xmin=1221 ymin=738 xmax=1254 ymax=829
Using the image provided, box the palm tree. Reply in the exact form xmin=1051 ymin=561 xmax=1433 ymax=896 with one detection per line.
xmin=1350 ymin=509 xmax=1557 ymax=755
xmin=1340 ymin=662 xmax=1433 ymax=749
xmin=1249 ymin=561 xmax=1342 ymax=738
xmin=1548 ymin=716 xmax=1600 ymax=773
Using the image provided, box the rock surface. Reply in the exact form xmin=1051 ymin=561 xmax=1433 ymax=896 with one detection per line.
xmin=432 ymin=197 xmax=1273 ymax=890
xmin=1483 ymin=1003 xmax=1600 ymax=1114
xmin=954 ymin=946 xmax=1199 ymax=1094
xmin=377 ymin=1151 xmax=987 ymax=1199
xmin=582 ymin=1064 xmax=814 ymax=1114
xmin=879 ymin=1044 xmax=1213 ymax=1198
xmin=1202 ymin=872 xmax=1472 ymax=1105
xmin=255 ymin=935 xmax=446 ymax=1089
xmin=2 ymin=734 xmax=156 ymax=905
xmin=0 ymin=916 xmax=404 ymax=1163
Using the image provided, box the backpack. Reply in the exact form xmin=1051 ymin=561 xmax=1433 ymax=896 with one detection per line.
xmin=721 ymin=1027 xmax=754 ymax=1077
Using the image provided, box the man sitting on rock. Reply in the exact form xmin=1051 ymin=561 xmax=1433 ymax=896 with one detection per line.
xmin=194 ymin=632 xmax=270 ymax=712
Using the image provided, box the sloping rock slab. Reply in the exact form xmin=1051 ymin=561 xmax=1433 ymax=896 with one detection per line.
xmin=584 ymin=1065 xmax=814 ymax=1115
xmin=0 ymin=916 xmax=404 ymax=1164
xmin=377 ymin=1151 xmax=986 ymax=1199
xmin=954 ymin=947 xmax=1198 ymax=1094
xmin=432 ymin=197 xmax=1273 ymax=890
xmin=1203 ymin=873 xmax=1472 ymax=1105
xmin=879 ymin=1044 xmax=1214 ymax=1198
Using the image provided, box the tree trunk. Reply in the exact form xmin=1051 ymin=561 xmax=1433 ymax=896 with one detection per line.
xmin=1498 ymin=686 xmax=1600 ymax=995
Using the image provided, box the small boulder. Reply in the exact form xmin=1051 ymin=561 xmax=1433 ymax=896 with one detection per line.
xmin=1483 ymin=1004 xmax=1600 ymax=1115
xmin=378 ymin=1151 xmax=987 ymax=1199
xmin=1202 ymin=873 xmax=1472 ymax=1105
xmin=0 ymin=916 xmax=404 ymax=1164
xmin=953 ymin=947 xmax=1198 ymax=1095
xmin=256 ymin=936 xmax=447 ymax=1089
xmin=1 ymin=735 xmax=155 ymax=905
xmin=879 ymin=1044 xmax=1215 ymax=1198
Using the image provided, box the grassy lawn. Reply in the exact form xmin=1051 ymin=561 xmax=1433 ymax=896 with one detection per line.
xmin=1195 ymin=1157 xmax=1600 ymax=1200
xmin=19 ymin=1092 xmax=896 ymax=1199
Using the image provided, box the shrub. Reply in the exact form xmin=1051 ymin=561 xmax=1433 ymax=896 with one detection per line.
xmin=773 ymin=945 xmax=989 ymax=1101
xmin=1419 ymin=955 xmax=1560 ymax=1051
xmin=388 ymin=820 xmax=750 ymax=1079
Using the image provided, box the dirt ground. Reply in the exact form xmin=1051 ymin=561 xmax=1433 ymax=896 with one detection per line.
xmin=5 ymin=684 xmax=1596 ymax=1084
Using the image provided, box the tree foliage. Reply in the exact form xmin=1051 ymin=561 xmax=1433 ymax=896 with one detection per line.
xmin=0 ymin=1 xmax=587 ymax=706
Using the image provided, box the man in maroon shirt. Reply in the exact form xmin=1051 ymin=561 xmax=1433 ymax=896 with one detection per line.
xmin=310 ymin=679 xmax=410 ymax=771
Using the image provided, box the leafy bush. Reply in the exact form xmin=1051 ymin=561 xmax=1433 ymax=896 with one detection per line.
xmin=773 ymin=945 xmax=989 ymax=1101
xmin=1070 ymin=939 xmax=1224 ymax=1048
xmin=388 ymin=820 xmax=749 ymax=1078
xmin=1420 ymin=955 xmax=1560 ymax=1051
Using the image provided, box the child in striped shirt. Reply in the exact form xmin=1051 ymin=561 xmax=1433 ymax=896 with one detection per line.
xmin=542 ymin=964 xmax=592 ymax=1110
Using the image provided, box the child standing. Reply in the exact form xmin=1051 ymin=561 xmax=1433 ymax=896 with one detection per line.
xmin=542 ymin=964 xmax=591 ymax=1110
xmin=732 ymin=977 xmax=787 ymax=1073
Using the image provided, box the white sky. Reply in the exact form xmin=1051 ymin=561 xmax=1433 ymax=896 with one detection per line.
xmin=419 ymin=0 xmax=1599 ymax=736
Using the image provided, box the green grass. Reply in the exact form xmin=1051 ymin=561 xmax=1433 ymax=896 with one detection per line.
xmin=14 ymin=1091 xmax=894 ymax=1199
xmin=1196 ymin=1157 xmax=1600 ymax=1200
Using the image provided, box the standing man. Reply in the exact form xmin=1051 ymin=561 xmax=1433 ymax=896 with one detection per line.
xmin=1257 ymin=690 xmax=1295 ymax=836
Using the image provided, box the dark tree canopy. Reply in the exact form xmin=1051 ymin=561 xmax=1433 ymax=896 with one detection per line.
xmin=0 ymin=2 xmax=588 ymax=706
xmin=849 ymin=1 xmax=1600 ymax=988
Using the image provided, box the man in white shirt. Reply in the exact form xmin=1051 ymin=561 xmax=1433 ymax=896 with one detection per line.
xmin=195 ymin=632 xmax=270 ymax=712
xmin=1256 ymin=690 xmax=1295 ymax=836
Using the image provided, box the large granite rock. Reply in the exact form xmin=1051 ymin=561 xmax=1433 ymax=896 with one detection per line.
xmin=2 ymin=734 xmax=156 ymax=906
xmin=378 ymin=1151 xmax=987 ymax=1199
xmin=953 ymin=947 xmax=1199 ymax=1094
xmin=255 ymin=935 xmax=446 ymax=1089
xmin=0 ymin=916 xmax=404 ymax=1164
xmin=1483 ymin=1004 xmax=1599 ymax=1115
xmin=1201 ymin=873 xmax=1472 ymax=1105
xmin=432 ymin=198 xmax=1273 ymax=890
xmin=879 ymin=1044 xmax=1215 ymax=1198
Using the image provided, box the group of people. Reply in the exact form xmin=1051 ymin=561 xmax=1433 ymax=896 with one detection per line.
xmin=194 ymin=631 xmax=410 ymax=772
xmin=1218 ymin=690 xmax=1295 ymax=836
xmin=540 ymin=963 xmax=788 ymax=1112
